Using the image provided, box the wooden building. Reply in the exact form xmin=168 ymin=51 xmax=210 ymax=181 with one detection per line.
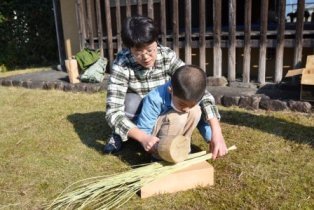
xmin=53 ymin=0 xmax=314 ymax=84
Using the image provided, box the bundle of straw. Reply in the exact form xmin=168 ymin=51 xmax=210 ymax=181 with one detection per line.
xmin=47 ymin=145 xmax=236 ymax=210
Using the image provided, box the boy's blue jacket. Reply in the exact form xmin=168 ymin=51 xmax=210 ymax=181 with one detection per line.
xmin=136 ymin=81 xmax=212 ymax=142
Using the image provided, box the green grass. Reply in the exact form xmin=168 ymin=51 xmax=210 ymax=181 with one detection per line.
xmin=0 ymin=86 xmax=313 ymax=209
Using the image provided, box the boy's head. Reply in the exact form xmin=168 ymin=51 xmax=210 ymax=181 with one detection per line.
xmin=169 ymin=65 xmax=206 ymax=112
xmin=122 ymin=16 xmax=159 ymax=68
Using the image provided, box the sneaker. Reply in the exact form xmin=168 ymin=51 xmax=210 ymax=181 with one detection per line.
xmin=103 ymin=133 xmax=122 ymax=154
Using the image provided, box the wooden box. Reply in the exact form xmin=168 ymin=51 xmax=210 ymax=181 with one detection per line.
xmin=285 ymin=55 xmax=314 ymax=101
xmin=140 ymin=161 xmax=214 ymax=198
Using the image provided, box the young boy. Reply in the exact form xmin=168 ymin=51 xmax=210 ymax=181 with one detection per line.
xmin=136 ymin=65 xmax=212 ymax=158
xmin=105 ymin=15 xmax=227 ymax=159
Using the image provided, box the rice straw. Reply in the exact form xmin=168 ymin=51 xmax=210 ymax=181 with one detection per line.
xmin=47 ymin=145 xmax=236 ymax=210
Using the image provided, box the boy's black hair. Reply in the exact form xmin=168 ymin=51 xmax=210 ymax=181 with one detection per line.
xmin=121 ymin=16 xmax=159 ymax=48
xmin=171 ymin=65 xmax=206 ymax=102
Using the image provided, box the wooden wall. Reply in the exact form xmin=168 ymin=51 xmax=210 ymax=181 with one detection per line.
xmin=74 ymin=0 xmax=314 ymax=84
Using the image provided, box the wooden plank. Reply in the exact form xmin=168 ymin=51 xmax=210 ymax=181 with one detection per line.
xmin=185 ymin=0 xmax=192 ymax=64
xmin=293 ymin=0 xmax=305 ymax=68
xmin=86 ymin=0 xmax=94 ymax=49
xmin=95 ymin=0 xmax=103 ymax=57
xmin=258 ymin=0 xmax=268 ymax=84
xmin=126 ymin=0 xmax=131 ymax=17
xmin=243 ymin=0 xmax=252 ymax=83
xmin=53 ymin=0 xmax=66 ymax=68
xmin=148 ymin=0 xmax=154 ymax=19
xmin=137 ymin=0 xmax=143 ymax=15
xmin=228 ymin=0 xmax=236 ymax=81
xmin=213 ymin=0 xmax=222 ymax=77
xmin=172 ymin=0 xmax=179 ymax=55
xmin=199 ymin=0 xmax=206 ymax=71
xmin=105 ymin=0 xmax=114 ymax=64
xmin=141 ymin=161 xmax=214 ymax=199
xmin=75 ymin=0 xmax=84 ymax=50
xmin=116 ymin=0 xmax=122 ymax=51
xmin=274 ymin=0 xmax=286 ymax=83
xmin=160 ymin=0 xmax=167 ymax=46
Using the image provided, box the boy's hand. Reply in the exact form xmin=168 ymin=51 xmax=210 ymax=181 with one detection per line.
xmin=128 ymin=127 xmax=160 ymax=152
xmin=210 ymin=131 xmax=228 ymax=160
xmin=208 ymin=117 xmax=228 ymax=160
xmin=141 ymin=135 xmax=160 ymax=153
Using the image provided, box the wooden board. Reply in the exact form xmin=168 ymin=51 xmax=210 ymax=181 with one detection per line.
xmin=140 ymin=161 xmax=214 ymax=199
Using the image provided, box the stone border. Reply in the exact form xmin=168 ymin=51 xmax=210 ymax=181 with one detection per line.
xmin=0 ymin=77 xmax=312 ymax=113
xmin=214 ymin=94 xmax=312 ymax=113
xmin=0 ymin=77 xmax=108 ymax=93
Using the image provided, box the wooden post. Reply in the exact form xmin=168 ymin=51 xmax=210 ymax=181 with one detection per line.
xmin=105 ymin=0 xmax=113 ymax=64
xmin=75 ymin=0 xmax=84 ymax=50
xmin=213 ymin=0 xmax=222 ymax=77
xmin=243 ymin=0 xmax=252 ymax=83
xmin=148 ymin=0 xmax=154 ymax=19
xmin=95 ymin=0 xmax=103 ymax=57
xmin=173 ymin=0 xmax=179 ymax=55
xmin=293 ymin=0 xmax=305 ymax=68
xmin=53 ymin=0 xmax=66 ymax=69
xmin=160 ymin=0 xmax=167 ymax=46
xmin=275 ymin=0 xmax=286 ymax=83
xmin=116 ymin=0 xmax=122 ymax=51
xmin=228 ymin=0 xmax=236 ymax=81
xmin=185 ymin=0 xmax=192 ymax=64
xmin=86 ymin=0 xmax=94 ymax=49
xmin=258 ymin=0 xmax=269 ymax=84
xmin=137 ymin=0 xmax=143 ymax=15
xmin=199 ymin=0 xmax=206 ymax=71
xmin=126 ymin=0 xmax=131 ymax=18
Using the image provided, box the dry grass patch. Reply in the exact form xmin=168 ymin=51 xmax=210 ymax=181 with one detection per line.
xmin=0 ymin=67 xmax=51 ymax=78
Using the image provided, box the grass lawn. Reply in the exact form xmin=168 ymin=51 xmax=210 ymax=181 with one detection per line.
xmin=0 ymin=86 xmax=313 ymax=209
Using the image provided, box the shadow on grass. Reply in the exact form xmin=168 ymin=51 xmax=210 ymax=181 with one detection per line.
xmin=220 ymin=110 xmax=314 ymax=147
xmin=67 ymin=111 xmax=152 ymax=165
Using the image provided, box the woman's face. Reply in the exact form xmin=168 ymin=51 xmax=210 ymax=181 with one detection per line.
xmin=131 ymin=42 xmax=157 ymax=68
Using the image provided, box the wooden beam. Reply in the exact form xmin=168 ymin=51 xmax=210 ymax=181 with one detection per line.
xmin=185 ymin=0 xmax=192 ymax=64
xmin=105 ymin=0 xmax=113 ymax=64
xmin=172 ymin=0 xmax=179 ymax=55
xmin=95 ymin=0 xmax=103 ymax=57
xmin=160 ymin=0 xmax=167 ymax=46
xmin=199 ymin=0 xmax=206 ymax=71
xmin=243 ymin=0 xmax=252 ymax=83
xmin=258 ymin=0 xmax=268 ymax=84
xmin=275 ymin=0 xmax=286 ymax=83
xmin=148 ymin=0 xmax=154 ymax=19
xmin=293 ymin=0 xmax=305 ymax=68
xmin=126 ymin=0 xmax=131 ymax=17
xmin=53 ymin=0 xmax=66 ymax=68
xmin=75 ymin=0 xmax=85 ymax=50
xmin=137 ymin=0 xmax=143 ymax=15
xmin=86 ymin=0 xmax=94 ymax=49
xmin=228 ymin=0 xmax=236 ymax=81
xmin=115 ymin=0 xmax=122 ymax=51
xmin=213 ymin=0 xmax=222 ymax=77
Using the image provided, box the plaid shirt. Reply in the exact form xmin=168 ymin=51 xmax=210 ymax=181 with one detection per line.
xmin=105 ymin=44 xmax=220 ymax=141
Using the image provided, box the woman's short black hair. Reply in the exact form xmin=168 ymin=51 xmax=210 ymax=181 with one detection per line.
xmin=171 ymin=65 xmax=207 ymax=102
xmin=121 ymin=16 xmax=159 ymax=48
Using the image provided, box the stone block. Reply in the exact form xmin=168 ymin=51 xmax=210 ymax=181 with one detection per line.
xmin=260 ymin=99 xmax=288 ymax=111
xmin=222 ymin=96 xmax=240 ymax=107
xmin=288 ymin=100 xmax=312 ymax=113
